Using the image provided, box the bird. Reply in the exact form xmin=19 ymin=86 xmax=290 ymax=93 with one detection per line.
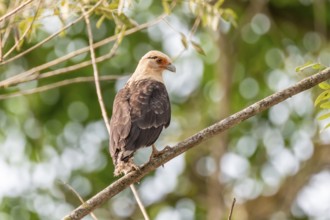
xmin=109 ymin=50 xmax=176 ymax=176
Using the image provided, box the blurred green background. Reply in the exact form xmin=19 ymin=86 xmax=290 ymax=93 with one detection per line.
xmin=1 ymin=0 xmax=330 ymax=219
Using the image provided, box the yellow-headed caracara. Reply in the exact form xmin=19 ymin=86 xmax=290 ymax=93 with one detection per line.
xmin=109 ymin=50 xmax=176 ymax=175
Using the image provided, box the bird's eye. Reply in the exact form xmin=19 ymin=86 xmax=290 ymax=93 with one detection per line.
xmin=156 ymin=58 xmax=162 ymax=64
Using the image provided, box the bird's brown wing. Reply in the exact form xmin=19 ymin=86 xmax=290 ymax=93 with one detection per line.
xmin=127 ymin=80 xmax=171 ymax=150
xmin=109 ymin=79 xmax=170 ymax=164
xmin=109 ymin=87 xmax=131 ymax=162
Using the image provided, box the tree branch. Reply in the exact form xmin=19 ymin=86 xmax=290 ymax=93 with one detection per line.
xmin=0 ymin=0 xmax=34 ymax=23
xmin=63 ymin=68 xmax=330 ymax=220
xmin=0 ymin=75 xmax=124 ymax=100
xmin=81 ymin=3 xmax=111 ymax=135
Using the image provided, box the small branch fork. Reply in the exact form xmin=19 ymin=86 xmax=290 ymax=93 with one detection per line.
xmin=63 ymin=67 xmax=330 ymax=220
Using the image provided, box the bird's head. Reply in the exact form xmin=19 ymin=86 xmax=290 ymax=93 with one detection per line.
xmin=140 ymin=50 xmax=176 ymax=73
xmin=129 ymin=50 xmax=176 ymax=83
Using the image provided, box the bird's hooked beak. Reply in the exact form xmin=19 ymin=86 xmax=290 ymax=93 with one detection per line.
xmin=166 ymin=63 xmax=176 ymax=72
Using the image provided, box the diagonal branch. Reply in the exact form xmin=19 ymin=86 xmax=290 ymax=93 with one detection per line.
xmin=0 ymin=0 xmax=34 ymax=23
xmin=0 ymin=75 xmax=123 ymax=100
xmin=81 ymin=3 xmax=111 ymax=135
xmin=63 ymin=67 xmax=330 ymax=220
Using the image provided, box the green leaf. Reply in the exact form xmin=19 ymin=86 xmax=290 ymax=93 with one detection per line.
xmin=113 ymin=13 xmax=137 ymax=29
xmin=319 ymin=82 xmax=330 ymax=90
xmin=312 ymin=63 xmax=326 ymax=71
xmin=295 ymin=61 xmax=312 ymax=72
xmin=117 ymin=26 xmax=126 ymax=44
xmin=201 ymin=13 xmax=208 ymax=27
xmin=317 ymin=112 xmax=330 ymax=120
xmin=296 ymin=62 xmax=326 ymax=74
xmin=96 ymin=15 xmax=105 ymax=28
xmin=180 ymin=33 xmax=188 ymax=49
xmin=109 ymin=2 xmax=119 ymax=10
xmin=54 ymin=7 xmax=60 ymax=16
xmin=221 ymin=8 xmax=237 ymax=27
xmin=162 ymin=0 xmax=171 ymax=15
xmin=315 ymin=90 xmax=330 ymax=106
xmin=191 ymin=41 xmax=206 ymax=55
xmin=325 ymin=123 xmax=330 ymax=129
xmin=320 ymin=101 xmax=330 ymax=109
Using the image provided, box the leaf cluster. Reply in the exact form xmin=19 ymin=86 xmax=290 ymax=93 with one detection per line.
xmin=296 ymin=62 xmax=330 ymax=129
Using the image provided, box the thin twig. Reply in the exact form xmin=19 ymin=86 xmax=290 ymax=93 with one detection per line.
xmin=0 ymin=0 xmax=103 ymax=65
xmin=171 ymin=16 xmax=201 ymax=62
xmin=0 ymin=75 xmax=124 ymax=100
xmin=63 ymin=182 xmax=98 ymax=220
xmin=162 ymin=18 xmax=181 ymax=33
xmin=0 ymin=0 xmax=34 ymax=23
xmin=38 ymin=51 xmax=117 ymax=80
xmin=0 ymin=45 xmax=118 ymax=88
xmin=188 ymin=16 xmax=201 ymax=39
xmin=130 ymin=184 xmax=150 ymax=220
xmin=63 ymin=68 xmax=330 ymax=220
xmin=228 ymin=198 xmax=236 ymax=220
xmin=3 ymin=0 xmax=43 ymax=59
xmin=39 ymin=36 xmax=120 ymax=80
xmin=80 ymin=3 xmax=111 ymax=134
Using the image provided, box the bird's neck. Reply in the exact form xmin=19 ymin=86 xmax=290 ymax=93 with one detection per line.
xmin=128 ymin=67 xmax=164 ymax=84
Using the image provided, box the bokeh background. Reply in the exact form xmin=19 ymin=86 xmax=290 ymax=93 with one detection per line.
xmin=1 ymin=0 xmax=330 ymax=219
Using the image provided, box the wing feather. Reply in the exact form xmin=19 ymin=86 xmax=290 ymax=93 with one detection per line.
xmin=109 ymin=88 xmax=131 ymax=161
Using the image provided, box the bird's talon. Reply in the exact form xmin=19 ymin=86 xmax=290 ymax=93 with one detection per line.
xmin=150 ymin=144 xmax=161 ymax=158
xmin=161 ymin=146 xmax=172 ymax=152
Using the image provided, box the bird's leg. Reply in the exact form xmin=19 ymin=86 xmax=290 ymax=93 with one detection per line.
xmin=149 ymin=145 xmax=173 ymax=162
xmin=114 ymin=158 xmax=140 ymax=176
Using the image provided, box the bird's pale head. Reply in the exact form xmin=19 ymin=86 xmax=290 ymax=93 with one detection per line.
xmin=129 ymin=50 xmax=176 ymax=83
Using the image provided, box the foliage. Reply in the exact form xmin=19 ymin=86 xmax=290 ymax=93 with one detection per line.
xmin=315 ymin=81 xmax=330 ymax=128
xmin=296 ymin=62 xmax=330 ymax=129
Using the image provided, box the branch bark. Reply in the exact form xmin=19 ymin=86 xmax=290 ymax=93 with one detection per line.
xmin=63 ymin=67 xmax=330 ymax=220
xmin=0 ymin=75 xmax=124 ymax=100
